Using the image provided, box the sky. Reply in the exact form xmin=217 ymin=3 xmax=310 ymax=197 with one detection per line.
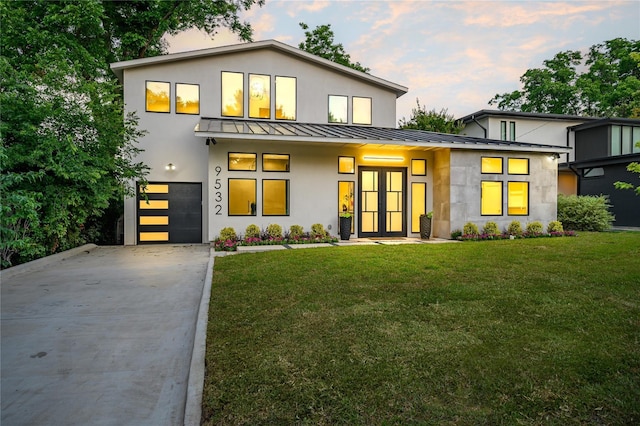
xmin=165 ymin=0 xmax=640 ymax=124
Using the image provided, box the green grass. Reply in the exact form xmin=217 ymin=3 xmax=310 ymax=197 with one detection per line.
xmin=202 ymin=232 xmax=640 ymax=425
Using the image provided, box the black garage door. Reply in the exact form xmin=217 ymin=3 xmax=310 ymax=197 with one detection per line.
xmin=137 ymin=182 xmax=202 ymax=244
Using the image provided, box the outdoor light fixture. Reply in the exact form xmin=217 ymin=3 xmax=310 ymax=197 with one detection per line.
xmin=550 ymin=153 xmax=561 ymax=160
xmin=363 ymin=156 xmax=404 ymax=162
xmin=165 ymin=163 xmax=176 ymax=171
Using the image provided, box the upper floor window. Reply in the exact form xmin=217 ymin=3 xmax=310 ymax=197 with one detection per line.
xmin=146 ymin=81 xmax=170 ymax=113
xmin=509 ymin=121 xmax=516 ymax=141
xmin=353 ymin=97 xmax=372 ymax=125
xmin=249 ymin=74 xmax=270 ymax=119
xmin=221 ymin=72 xmax=243 ymax=117
xmin=500 ymin=121 xmax=516 ymax=141
xmin=175 ymin=83 xmax=199 ymax=115
xmin=275 ymin=76 xmax=296 ymax=120
xmin=328 ymin=95 xmax=348 ymax=123
xmin=611 ymin=125 xmax=640 ymax=156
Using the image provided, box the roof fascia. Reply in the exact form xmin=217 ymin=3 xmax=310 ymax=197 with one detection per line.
xmin=459 ymin=109 xmax=597 ymax=123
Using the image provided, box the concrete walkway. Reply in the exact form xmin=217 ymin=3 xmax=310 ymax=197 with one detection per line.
xmin=1 ymin=245 xmax=211 ymax=426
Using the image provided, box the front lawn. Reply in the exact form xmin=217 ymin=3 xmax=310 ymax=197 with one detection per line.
xmin=203 ymin=232 xmax=640 ymax=425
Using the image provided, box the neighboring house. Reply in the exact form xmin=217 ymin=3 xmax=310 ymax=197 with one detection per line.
xmin=460 ymin=110 xmax=640 ymax=227
xmin=111 ymin=40 xmax=568 ymax=245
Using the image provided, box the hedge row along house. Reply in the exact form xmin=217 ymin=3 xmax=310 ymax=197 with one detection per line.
xmin=111 ymin=40 xmax=570 ymax=245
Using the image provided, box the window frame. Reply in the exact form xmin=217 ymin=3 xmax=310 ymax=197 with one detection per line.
xmin=481 ymin=180 xmax=503 ymax=216
xmin=352 ymin=96 xmax=372 ymax=125
xmin=248 ymin=73 xmax=271 ymax=119
xmin=411 ymin=182 xmax=427 ymax=233
xmin=262 ymin=179 xmax=290 ymax=216
xmin=509 ymin=121 xmax=516 ymax=141
xmin=411 ymin=159 xmax=427 ymax=176
xmin=228 ymin=152 xmax=257 ymax=172
xmin=507 ymin=158 xmax=529 ymax=175
xmin=500 ymin=121 xmax=507 ymax=140
xmin=145 ymin=80 xmax=171 ymax=113
xmin=228 ymin=178 xmax=257 ymax=216
xmin=175 ymin=82 xmax=200 ymax=115
xmin=507 ymin=181 xmax=529 ymax=216
xmin=481 ymin=156 xmax=503 ymax=174
xmin=338 ymin=181 xmax=355 ymax=234
xmin=275 ymin=75 xmax=297 ymax=121
xmin=328 ymin=95 xmax=348 ymax=124
xmin=338 ymin=156 xmax=355 ymax=174
xmin=221 ymin=71 xmax=244 ymax=118
xmin=262 ymin=153 xmax=290 ymax=172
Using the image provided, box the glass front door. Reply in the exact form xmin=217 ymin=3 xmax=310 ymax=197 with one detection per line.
xmin=358 ymin=167 xmax=406 ymax=237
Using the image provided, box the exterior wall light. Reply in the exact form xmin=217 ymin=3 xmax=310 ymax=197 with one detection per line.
xmin=165 ymin=163 xmax=176 ymax=171
xmin=550 ymin=153 xmax=560 ymax=160
xmin=363 ymin=156 xmax=404 ymax=162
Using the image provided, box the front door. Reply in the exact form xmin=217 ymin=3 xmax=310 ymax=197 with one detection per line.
xmin=358 ymin=167 xmax=406 ymax=238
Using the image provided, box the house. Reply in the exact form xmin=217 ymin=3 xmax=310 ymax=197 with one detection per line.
xmin=110 ymin=40 xmax=568 ymax=245
xmin=460 ymin=110 xmax=640 ymax=227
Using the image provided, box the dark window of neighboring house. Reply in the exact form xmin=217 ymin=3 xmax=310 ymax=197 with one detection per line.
xmin=509 ymin=121 xmax=516 ymax=141
xmin=500 ymin=121 xmax=507 ymax=140
xmin=611 ymin=125 xmax=622 ymax=156
xmin=583 ymin=167 xmax=604 ymax=178
xmin=634 ymin=127 xmax=640 ymax=153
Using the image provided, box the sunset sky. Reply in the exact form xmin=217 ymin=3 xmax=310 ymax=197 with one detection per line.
xmin=165 ymin=0 xmax=640 ymax=124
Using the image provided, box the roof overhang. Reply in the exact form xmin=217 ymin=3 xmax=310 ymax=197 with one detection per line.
xmin=195 ymin=118 xmax=572 ymax=154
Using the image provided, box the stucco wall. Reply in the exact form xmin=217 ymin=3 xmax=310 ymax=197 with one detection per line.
xmin=432 ymin=150 xmax=451 ymax=239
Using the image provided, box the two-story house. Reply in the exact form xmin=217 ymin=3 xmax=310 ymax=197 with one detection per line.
xmin=111 ymin=40 xmax=568 ymax=245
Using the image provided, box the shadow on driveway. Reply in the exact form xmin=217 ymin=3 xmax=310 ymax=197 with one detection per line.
xmin=1 ymin=245 xmax=210 ymax=426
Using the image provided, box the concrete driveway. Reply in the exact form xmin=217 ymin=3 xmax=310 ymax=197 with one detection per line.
xmin=1 ymin=244 xmax=211 ymax=426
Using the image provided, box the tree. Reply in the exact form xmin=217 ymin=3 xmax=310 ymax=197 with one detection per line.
xmin=398 ymin=99 xmax=465 ymax=134
xmin=490 ymin=38 xmax=640 ymax=118
xmin=614 ymin=141 xmax=640 ymax=195
xmin=298 ymin=22 xmax=370 ymax=73
xmin=0 ymin=0 xmax=263 ymax=267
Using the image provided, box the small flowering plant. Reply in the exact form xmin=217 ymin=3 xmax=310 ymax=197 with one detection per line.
xmin=213 ymin=224 xmax=338 ymax=251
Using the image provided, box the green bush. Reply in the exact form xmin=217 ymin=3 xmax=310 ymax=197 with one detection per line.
xmin=463 ymin=222 xmax=479 ymax=236
xmin=311 ymin=223 xmax=327 ymax=238
xmin=219 ymin=227 xmax=237 ymax=241
xmin=482 ymin=221 xmax=500 ymax=236
xmin=547 ymin=220 xmax=564 ymax=233
xmin=266 ymin=224 xmax=283 ymax=239
xmin=289 ymin=225 xmax=304 ymax=239
xmin=507 ymin=220 xmax=523 ymax=236
xmin=526 ymin=221 xmax=544 ymax=234
xmin=557 ymin=194 xmax=614 ymax=231
xmin=245 ymin=224 xmax=261 ymax=239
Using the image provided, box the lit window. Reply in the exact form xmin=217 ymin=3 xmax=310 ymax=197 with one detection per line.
xmin=509 ymin=121 xmax=516 ymax=141
xmin=353 ymin=97 xmax=372 ymax=125
xmin=411 ymin=182 xmax=426 ymax=233
xmin=338 ymin=181 xmax=355 ymax=234
xmin=481 ymin=181 xmax=502 ymax=215
xmin=508 ymin=182 xmax=528 ymax=215
xmin=263 ymin=154 xmax=290 ymax=172
xmin=249 ymin=74 xmax=270 ymax=119
xmin=500 ymin=121 xmax=507 ymax=140
xmin=411 ymin=159 xmax=426 ymax=176
xmin=275 ymin=76 xmax=296 ymax=120
xmin=338 ymin=156 xmax=355 ymax=174
xmin=228 ymin=153 xmax=256 ymax=171
xmin=508 ymin=158 xmax=529 ymax=175
xmin=481 ymin=157 xmax=503 ymax=174
xmin=329 ymin=95 xmax=348 ymax=123
xmin=146 ymin=81 xmax=170 ymax=113
xmin=263 ymin=180 xmax=289 ymax=216
xmin=228 ymin=179 xmax=256 ymax=216
xmin=175 ymin=83 xmax=199 ymax=114
xmin=221 ymin=72 xmax=243 ymax=117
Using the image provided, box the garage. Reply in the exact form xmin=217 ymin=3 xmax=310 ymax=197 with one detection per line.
xmin=137 ymin=182 xmax=202 ymax=244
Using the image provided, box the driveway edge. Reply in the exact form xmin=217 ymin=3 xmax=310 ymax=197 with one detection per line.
xmin=184 ymin=247 xmax=215 ymax=426
xmin=0 ymin=243 xmax=99 ymax=281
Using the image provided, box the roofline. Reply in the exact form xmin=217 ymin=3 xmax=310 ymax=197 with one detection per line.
xmin=110 ymin=39 xmax=408 ymax=98
xmin=568 ymin=117 xmax=640 ymax=131
xmin=458 ymin=109 xmax=599 ymax=123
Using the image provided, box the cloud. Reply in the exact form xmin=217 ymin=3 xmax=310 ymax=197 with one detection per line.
xmin=284 ymin=0 xmax=331 ymax=17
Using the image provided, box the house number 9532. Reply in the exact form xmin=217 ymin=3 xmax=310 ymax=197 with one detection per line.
xmin=214 ymin=166 xmax=222 ymax=215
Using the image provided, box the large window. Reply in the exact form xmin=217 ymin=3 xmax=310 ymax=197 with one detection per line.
xmin=263 ymin=180 xmax=289 ymax=216
xmin=508 ymin=182 xmax=529 ymax=215
xmin=353 ymin=97 xmax=372 ymax=125
xmin=228 ymin=179 xmax=256 ymax=216
xmin=145 ymin=81 xmax=170 ymax=113
xmin=411 ymin=182 xmax=426 ymax=233
xmin=275 ymin=76 xmax=296 ymax=120
xmin=175 ymin=83 xmax=199 ymax=114
xmin=481 ymin=181 xmax=502 ymax=215
xmin=508 ymin=158 xmax=529 ymax=175
xmin=611 ymin=124 xmax=640 ymax=156
xmin=221 ymin=72 xmax=244 ymax=117
xmin=228 ymin=153 xmax=257 ymax=171
xmin=481 ymin=157 xmax=503 ymax=174
xmin=263 ymin=154 xmax=290 ymax=172
xmin=249 ymin=74 xmax=270 ymax=119
xmin=338 ymin=181 xmax=355 ymax=234
xmin=328 ymin=95 xmax=348 ymax=123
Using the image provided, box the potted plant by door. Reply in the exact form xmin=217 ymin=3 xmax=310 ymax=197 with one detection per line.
xmin=339 ymin=212 xmax=353 ymax=240
xmin=420 ymin=211 xmax=433 ymax=240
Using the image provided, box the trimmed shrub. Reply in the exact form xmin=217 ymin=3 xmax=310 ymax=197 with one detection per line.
xmin=311 ymin=223 xmax=327 ymax=238
xmin=289 ymin=225 xmax=304 ymax=239
xmin=557 ymin=194 xmax=614 ymax=231
xmin=526 ymin=221 xmax=544 ymax=234
xmin=245 ymin=224 xmax=261 ymax=239
xmin=482 ymin=221 xmax=500 ymax=236
xmin=266 ymin=224 xmax=283 ymax=239
xmin=451 ymin=229 xmax=462 ymax=240
xmin=219 ymin=227 xmax=237 ymax=241
xmin=463 ymin=222 xmax=479 ymax=236
xmin=547 ymin=220 xmax=564 ymax=233
xmin=507 ymin=220 xmax=523 ymax=236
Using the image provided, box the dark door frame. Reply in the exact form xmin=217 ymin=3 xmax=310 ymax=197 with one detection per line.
xmin=357 ymin=166 xmax=407 ymax=238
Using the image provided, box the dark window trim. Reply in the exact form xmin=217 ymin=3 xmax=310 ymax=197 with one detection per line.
xmin=175 ymin=82 xmax=200 ymax=115
xmin=228 ymin=178 xmax=257 ymax=216
xmin=500 ymin=121 xmax=507 ymax=140
xmin=507 ymin=157 xmax=530 ymax=175
xmin=411 ymin=159 xmax=427 ymax=176
xmin=481 ymin=156 xmax=504 ymax=174
xmin=274 ymin=75 xmax=297 ymax=121
xmin=352 ymin=96 xmax=372 ymax=125
xmin=328 ymin=94 xmax=349 ymax=124
xmin=248 ymin=73 xmax=271 ymax=119
xmin=411 ymin=181 xmax=427 ymax=233
xmin=507 ymin=181 xmax=529 ymax=216
xmin=480 ymin=180 xmax=503 ymax=216
xmin=338 ymin=180 xmax=355 ymax=234
xmin=509 ymin=121 xmax=516 ymax=141
xmin=228 ymin=152 xmax=257 ymax=172
xmin=338 ymin=156 xmax=356 ymax=174
xmin=145 ymin=80 xmax=171 ymax=113
xmin=221 ymin=71 xmax=244 ymax=118
xmin=262 ymin=153 xmax=290 ymax=172
xmin=262 ymin=179 xmax=290 ymax=216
